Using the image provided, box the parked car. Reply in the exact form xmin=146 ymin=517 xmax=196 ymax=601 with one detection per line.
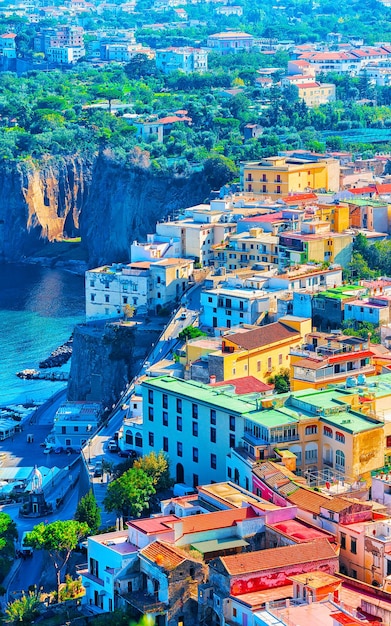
xmin=94 ymin=466 xmax=103 ymax=478
xmin=118 ymin=450 xmax=138 ymax=459
xmin=54 ymin=446 xmax=63 ymax=454
xmin=108 ymin=439 xmax=119 ymax=452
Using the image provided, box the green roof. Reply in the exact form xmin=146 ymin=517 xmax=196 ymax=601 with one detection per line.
xmin=315 ymin=285 xmax=364 ymax=300
xmin=143 ymin=374 xmax=387 ymax=434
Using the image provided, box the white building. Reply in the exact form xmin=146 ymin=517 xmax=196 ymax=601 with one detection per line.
xmin=50 ymin=401 xmax=101 ymax=450
xmin=155 ymin=47 xmax=208 ymax=74
xmin=46 ymin=45 xmax=85 ymax=63
xmin=85 ymin=258 xmax=193 ymax=320
xmin=131 ymin=234 xmax=182 ymax=262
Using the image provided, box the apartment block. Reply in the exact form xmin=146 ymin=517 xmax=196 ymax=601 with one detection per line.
xmin=206 ymin=31 xmax=254 ymax=54
xmin=241 ymin=154 xmax=340 ymax=198
xmin=155 ymin=47 xmax=208 ymax=73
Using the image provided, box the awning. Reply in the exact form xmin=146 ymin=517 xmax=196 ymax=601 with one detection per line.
xmin=190 ymin=537 xmax=249 ymax=555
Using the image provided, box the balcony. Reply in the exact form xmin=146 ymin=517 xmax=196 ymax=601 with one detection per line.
xmin=295 ymin=363 xmax=376 ymax=384
xmin=77 ymin=566 xmax=104 ymax=587
xmin=121 ymin=590 xmax=167 ymax=613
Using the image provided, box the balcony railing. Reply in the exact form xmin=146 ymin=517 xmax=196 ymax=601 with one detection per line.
xmin=121 ymin=590 xmax=167 ymax=613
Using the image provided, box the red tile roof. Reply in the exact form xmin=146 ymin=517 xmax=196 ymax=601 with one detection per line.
xmin=282 ymin=192 xmax=318 ymax=204
xmin=268 ymin=519 xmax=334 ymax=543
xmin=376 ymin=183 xmax=391 ymax=194
xmin=157 ymin=115 xmax=191 ymax=125
xmin=178 ymin=507 xmax=258 ymax=536
xmin=296 ymin=81 xmax=321 ymax=88
xmin=219 ymin=539 xmax=337 ymax=575
xmin=224 ymin=322 xmax=300 ymax=351
xmin=348 ymin=186 xmax=376 ymax=195
xmin=287 ymin=486 xmax=333 ymax=514
xmin=211 ymin=376 xmax=274 ymax=394
xmin=127 ymin=515 xmax=179 ymax=534
xmin=140 ymin=541 xmax=188 ymax=570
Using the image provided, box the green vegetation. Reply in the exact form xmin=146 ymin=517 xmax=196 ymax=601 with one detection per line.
xmin=133 ymin=451 xmax=171 ymax=491
xmin=0 ymin=513 xmax=17 ymax=583
xmin=5 ymin=590 xmax=40 ymax=625
xmin=342 ymin=320 xmax=381 ymax=344
xmin=24 ymin=520 xmax=89 ymax=600
xmin=74 ymin=489 xmax=101 ymax=535
xmin=178 ymin=326 xmax=207 ymax=341
xmin=103 ymin=466 xmax=155 ymax=518
xmin=345 ymin=233 xmax=391 ymax=280
xmin=268 ymin=368 xmax=290 ymax=394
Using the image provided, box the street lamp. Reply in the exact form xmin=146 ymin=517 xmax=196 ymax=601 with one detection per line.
xmin=88 ymin=439 xmax=91 ymax=464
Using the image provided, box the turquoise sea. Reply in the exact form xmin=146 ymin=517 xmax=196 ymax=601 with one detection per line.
xmin=0 ymin=264 xmax=85 ymax=406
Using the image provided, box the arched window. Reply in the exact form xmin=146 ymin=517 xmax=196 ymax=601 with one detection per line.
xmin=323 ymin=426 xmax=332 ymax=438
xmin=135 ymin=433 xmax=143 ymax=448
xmin=336 ymin=431 xmax=345 ymax=444
xmin=305 ymin=425 xmax=317 ymax=436
xmin=125 ymin=431 xmax=133 ymax=445
xmin=336 ymin=450 xmax=345 ymax=469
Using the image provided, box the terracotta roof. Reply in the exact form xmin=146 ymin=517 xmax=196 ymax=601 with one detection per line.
xmin=282 ymin=192 xmax=318 ymax=204
xmin=212 ymin=376 xmax=274 ymax=394
xmin=128 ymin=514 xmax=179 ymax=534
xmin=177 ymin=506 xmax=258 ymax=535
xmin=241 ymin=212 xmax=283 ymax=223
xmin=287 ymin=486 xmax=333 ymax=514
xmin=140 ymin=541 xmax=188 ymax=570
xmin=376 ymin=183 xmax=391 ymax=194
xmin=157 ymin=115 xmax=191 ymax=124
xmin=219 ymin=539 xmax=337 ymax=575
xmin=348 ymin=186 xmax=376 ymax=194
xmin=296 ymin=82 xmax=321 ymax=88
xmin=224 ymin=322 xmax=300 ymax=351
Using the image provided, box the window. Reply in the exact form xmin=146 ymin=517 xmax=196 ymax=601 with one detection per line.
xmin=227 ymin=466 xmax=232 ymax=478
xmin=74 ymin=426 xmax=79 ymax=432
xmin=387 ymin=435 xmax=391 ymax=448
xmin=177 ymin=416 xmax=182 ymax=432
xmin=229 ymin=415 xmax=235 ymax=432
xmin=123 ymin=296 xmax=128 ymax=304
xmin=90 ymin=294 xmax=95 ymax=302
xmin=336 ymin=431 xmax=345 ymax=443
xmin=148 ymin=432 xmax=154 ymax=447
xmin=193 ymin=447 xmax=199 ymax=463
xmin=61 ymin=426 xmax=66 ymax=434
xmin=193 ymin=474 xmax=198 ymax=489
xmin=340 ymin=533 xmax=346 ymax=550
xmin=162 ymin=394 xmax=168 ymax=409
xmin=148 ymin=406 xmax=154 ymax=422
xmin=192 ymin=404 xmax=198 ymax=419
xmin=90 ymin=280 xmax=95 ymax=287
xmin=324 ymin=426 xmax=332 ymax=438
xmin=177 ymin=442 xmax=183 ymax=457
xmin=192 ymin=421 xmax=198 ymax=437
xmin=336 ymin=449 xmax=345 ymax=468
xmin=162 ymin=412 xmax=168 ymax=427
xmin=279 ymin=354 xmax=283 ymax=366
xmin=351 ymin=537 xmax=357 ymax=554
xmin=135 ymin=433 xmax=142 ymax=448
xmin=163 ymin=436 xmax=168 ymax=452
xmin=148 ymin=389 xmax=153 ymax=404
xmin=210 ymin=409 xmax=216 ymax=425
xmin=105 ymin=294 xmax=110 ymax=303
xmin=257 ymin=361 xmax=261 ymax=372
xmin=305 ymin=448 xmax=317 ymax=461
xmin=233 ymin=608 xmax=237 ymax=618
xmin=177 ymin=398 xmax=182 ymax=414
xmin=211 ymin=427 xmax=216 ymax=443
xmin=126 ymin=432 xmax=133 ymax=445
xmin=229 ymin=434 xmax=235 ymax=448
xmin=211 ymin=454 xmax=216 ymax=470
xmin=267 ymin=357 xmax=272 ymax=370
xmin=305 ymin=425 xmax=317 ymax=435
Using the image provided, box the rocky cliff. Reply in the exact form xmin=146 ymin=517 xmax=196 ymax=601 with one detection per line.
xmin=67 ymin=321 xmax=161 ymax=407
xmin=0 ymin=152 xmax=210 ymax=265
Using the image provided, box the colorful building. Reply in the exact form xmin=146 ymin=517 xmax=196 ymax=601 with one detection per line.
xmin=241 ymin=155 xmax=340 ymax=198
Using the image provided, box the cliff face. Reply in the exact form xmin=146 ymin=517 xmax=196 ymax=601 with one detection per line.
xmin=0 ymin=153 xmax=210 ymax=264
xmin=68 ymin=322 xmax=161 ymax=406
xmin=0 ymin=156 xmax=91 ymax=260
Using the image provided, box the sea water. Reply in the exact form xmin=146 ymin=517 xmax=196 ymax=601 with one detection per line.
xmin=0 ymin=264 xmax=85 ymax=406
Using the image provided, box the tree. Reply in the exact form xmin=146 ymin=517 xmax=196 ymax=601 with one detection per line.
xmin=203 ymin=154 xmax=238 ymax=189
xmin=123 ymin=304 xmax=136 ymax=320
xmin=133 ymin=451 xmax=171 ymax=491
xmin=5 ymin=590 xmax=40 ymax=625
xmin=0 ymin=513 xmax=17 ymax=582
xmin=103 ymin=467 xmax=155 ymax=518
xmin=268 ymin=368 xmax=290 ymax=394
xmin=178 ymin=326 xmax=207 ymax=341
xmin=75 ymin=490 xmax=101 ymax=535
xmin=24 ymin=520 xmax=89 ymax=600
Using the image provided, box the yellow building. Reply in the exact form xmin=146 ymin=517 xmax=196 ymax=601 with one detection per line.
xmin=279 ymin=223 xmax=353 ymax=268
xmin=207 ymin=316 xmax=311 ymax=383
xmin=241 ymin=155 xmax=340 ymax=199
xmin=295 ymin=82 xmax=336 ymax=107
xmin=315 ymin=202 xmax=350 ymax=233
xmin=212 ymin=228 xmax=279 ymax=270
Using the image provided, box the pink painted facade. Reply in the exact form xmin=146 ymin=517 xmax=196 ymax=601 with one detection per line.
xmin=252 ymin=474 xmax=289 ymax=508
xmin=229 ymin=558 xmax=338 ymax=595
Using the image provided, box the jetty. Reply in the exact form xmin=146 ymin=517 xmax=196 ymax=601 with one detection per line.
xmin=39 ymin=337 xmax=73 ymax=369
xmin=16 ymin=370 xmax=69 ymax=382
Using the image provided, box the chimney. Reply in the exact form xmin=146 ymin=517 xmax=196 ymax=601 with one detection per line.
xmin=210 ymin=375 xmax=217 ymax=385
